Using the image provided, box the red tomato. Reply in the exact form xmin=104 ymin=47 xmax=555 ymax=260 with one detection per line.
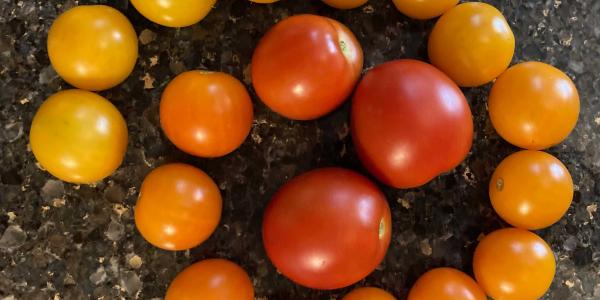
xmin=351 ymin=59 xmax=473 ymax=188
xmin=408 ymin=268 xmax=486 ymax=300
xmin=252 ymin=14 xmax=363 ymax=120
xmin=262 ymin=168 xmax=391 ymax=289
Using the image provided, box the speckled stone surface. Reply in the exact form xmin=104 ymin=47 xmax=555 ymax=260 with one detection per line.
xmin=0 ymin=0 xmax=599 ymax=299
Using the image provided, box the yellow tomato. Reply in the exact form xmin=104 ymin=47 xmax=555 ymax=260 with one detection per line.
xmin=428 ymin=2 xmax=514 ymax=87
xmin=30 ymin=90 xmax=128 ymax=184
xmin=47 ymin=5 xmax=138 ymax=91
xmin=392 ymin=0 xmax=458 ymax=20
xmin=322 ymin=0 xmax=368 ymax=9
xmin=131 ymin=0 xmax=216 ymax=27
xmin=343 ymin=287 xmax=396 ymax=300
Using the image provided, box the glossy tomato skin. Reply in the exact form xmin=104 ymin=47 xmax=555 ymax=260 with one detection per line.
xmin=351 ymin=59 xmax=473 ymax=188
xmin=30 ymin=90 xmax=128 ymax=184
xmin=428 ymin=2 xmax=514 ymax=87
xmin=262 ymin=168 xmax=391 ymax=290
xmin=322 ymin=0 xmax=368 ymax=9
xmin=160 ymin=71 xmax=254 ymax=158
xmin=488 ymin=62 xmax=580 ymax=150
xmin=343 ymin=287 xmax=396 ymax=300
xmin=47 ymin=5 xmax=138 ymax=91
xmin=473 ymin=228 xmax=556 ymax=300
xmin=408 ymin=268 xmax=486 ymax=300
xmin=131 ymin=0 xmax=216 ymax=27
xmin=166 ymin=259 xmax=254 ymax=300
xmin=490 ymin=150 xmax=573 ymax=230
xmin=135 ymin=164 xmax=222 ymax=251
xmin=252 ymin=14 xmax=363 ymax=120
xmin=392 ymin=0 xmax=459 ymax=20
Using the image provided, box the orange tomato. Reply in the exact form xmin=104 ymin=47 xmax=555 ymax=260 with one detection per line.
xmin=134 ymin=164 xmax=222 ymax=251
xmin=488 ymin=61 xmax=580 ymax=150
xmin=322 ymin=0 xmax=368 ymax=9
xmin=160 ymin=71 xmax=253 ymax=158
xmin=131 ymin=0 xmax=216 ymax=27
xmin=408 ymin=268 xmax=485 ymax=300
xmin=428 ymin=2 xmax=514 ymax=87
xmin=166 ymin=259 xmax=254 ymax=300
xmin=343 ymin=287 xmax=396 ymax=300
xmin=47 ymin=5 xmax=138 ymax=91
xmin=473 ymin=228 xmax=555 ymax=300
xmin=392 ymin=0 xmax=459 ymax=20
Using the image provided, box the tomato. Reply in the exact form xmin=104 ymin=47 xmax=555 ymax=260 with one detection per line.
xmin=160 ymin=71 xmax=253 ymax=158
xmin=343 ymin=287 xmax=396 ymax=300
xmin=490 ymin=150 xmax=573 ymax=230
xmin=134 ymin=164 xmax=222 ymax=251
xmin=47 ymin=5 xmax=138 ymax=91
xmin=262 ymin=168 xmax=391 ymax=289
xmin=322 ymin=0 xmax=368 ymax=9
xmin=166 ymin=259 xmax=254 ymax=300
xmin=351 ymin=59 xmax=472 ymax=189
xmin=131 ymin=0 xmax=216 ymax=27
xmin=488 ymin=62 xmax=580 ymax=150
xmin=30 ymin=90 xmax=128 ymax=184
xmin=428 ymin=2 xmax=514 ymax=87
xmin=473 ymin=228 xmax=555 ymax=300
xmin=407 ymin=268 xmax=486 ymax=300
xmin=392 ymin=0 xmax=459 ymax=20
xmin=252 ymin=14 xmax=363 ymax=120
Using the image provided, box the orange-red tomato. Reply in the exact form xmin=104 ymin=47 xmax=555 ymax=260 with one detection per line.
xmin=322 ymin=0 xmax=368 ymax=9
xmin=166 ymin=259 xmax=254 ymax=300
xmin=473 ymin=228 xmax=556 ymax=300
xmin=160 ymin=71 xmax=253 ymax=158
xmin=343 ymin=287 xmax=396 ymax=300
xmin=488 ymin=62 xmax=580 ymax=150
xmin=131 ymin=0 xmax=216 ymax=27
xmin=407 ymin=268 xmax=486 ymax=300
xmin=428 ymin=2 xmax=514 ymax=87
xmin=134 ymin=164 xmax=222 ymax=251
xmin=262 ymin=168 xmax=391 ymax=289
xmin=252 ymin=14 xmax=363 ymax=120
xmin=392 ymin=0 xmax=459 ymax=20
xmin=490 ymin=150 xmax=573 ymax=230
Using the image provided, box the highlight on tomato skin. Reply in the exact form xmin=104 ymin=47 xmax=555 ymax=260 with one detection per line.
xmin=407 ymin=267 xmax=486 ymax=300
xmin=131 ymin=0 xmax=216 ymax=27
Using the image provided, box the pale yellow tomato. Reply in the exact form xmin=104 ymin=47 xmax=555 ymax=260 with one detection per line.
xmin=131 ymin=0 xmax=216 ymax=27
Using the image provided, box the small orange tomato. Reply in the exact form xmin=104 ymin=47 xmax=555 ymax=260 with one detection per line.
xmin=473 ymin=228 xmax=555 ymax=300
xmin=428 ymin=2 xmax=514 ymax=87
xmin=408 ymin=268 xmax=485 ymax=300
xmin=343 ymin=287 xmax=396 ymax=300
xmin=322 ymin=0 xmax=368 ymax=9
xmin=160 ymin=71 xmax=253 ymax=158
xmin=488 ymin=62 xmax=580 ymax=150
xmin=134 ymin=164 xmax=222 ymax=251
xmin=166 ymin=259 xmax=254 ymax=300
xmin=392 ymin=0 xmax=459 ymax=20
xmin=131 ymin=0 xmax=216 ymax=27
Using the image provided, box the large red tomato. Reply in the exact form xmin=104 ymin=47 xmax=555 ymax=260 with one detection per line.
xmin=262 ymin=168 xmax=391 ymax=290
xmin=351 ymin=59 xmax=473 ymax=188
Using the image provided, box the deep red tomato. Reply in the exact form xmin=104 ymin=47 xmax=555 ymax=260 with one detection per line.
xmin=251 ymin=14 xmax=363 ymax=120
xmin=351 ymin=59 xmax=473 ymax=188
xmin=262 ymin=168 xmax=391 ymax=290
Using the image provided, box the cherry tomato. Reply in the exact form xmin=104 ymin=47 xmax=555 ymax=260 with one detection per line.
xmin=473 ymin=228 xmax=555 ymax=300
xmin=343 ymin=287 xmax=396 ymax=300
xmin=160 ymin=71 xmax=253 ymax=158
xmin=252 ymin=14 xmax=363 ymax=120
xmin=490 ymin=150 xmax=573 ymax=230
xmin=262 ymin=168 xmax=391 ymax=289
xmin=428 ymin=2 xmax=514 ymax=87
xmin=322 ymin=0 xmax=368 ymax=10
xmin=392 ymin=0 xmax=459 ymax=20
xmin=166 ymin=259 xmax=254 ymax=300
xmin=30 ymin=90 xmax=128 ymax=184
xmin=134 ymin=164 xmax=222 ymax=251
xmin=351 ymin=59 xmax=473 ymax=188
xmin=131 ymin=0 xmax=216 ymax=27
xmin=407 ymin=268 xmax=486 ymax=300
xmin=488 ymin=62 xmax=580 ymax=150
xmin=47 ymin=5 xmax=138 ymax=91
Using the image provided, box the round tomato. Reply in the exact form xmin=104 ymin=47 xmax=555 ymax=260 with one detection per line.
xmin=47 ymin=5 xmax=138 ymax=91
xmin=131 ymin=0 xmax=216 ymax=27
xmin=166 ymin=259 xmax=254 ymax=300
xmin=30 ymin=90 xmax=128 ymax=184
xmin=252 ymin=14 xmax=363 ymax=120
xmin=408 ymin=268 xmax=485 ymax=300
xmin=134 ymin=164 xmax=222 ymax=251
xmin=490 ymin=150 xmax=573 ymax=230
xmin=160 ymin=71 xmax=253 ymax=158
xmin=322 ymin=0 xmax=368 ymax=9
xmin=428 ymin=2 xmax=514 ymax=87
xmin=473 ymin=228 xmax=555 ymax=300
xmin=488 ymin=62 xmax=580 ymax=150
xmin=262 ymin=168 xmax=391 ymax=289
xmin=392 ymin=0 xmax=459 ymax=20
xmin=343 ymin=287 xmax=396 ymax=300
xmin=351 ymin=59 xmax=472 ymax=188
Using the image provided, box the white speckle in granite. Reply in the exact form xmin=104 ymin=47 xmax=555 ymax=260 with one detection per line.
xmin=3 ymin=122 xmax=23 ymax=143
xmin=89 ymin=267 xmax=107 ymax=285
xmin=41 ymin=180 xmax=64 ymax=201
xmin=398 ymin=198 xmax=411 ymax=209
xmin=419 ymin=239 xmax=432 ymax=256
xmin=127 ymin=254 xmax=143 ymax=269
xmin=564 ymin=235 xmax=579 ymax=251
xmin=141 ymin=73 xmax=155 ymax=89
xmin=6 ymin=212 xmax=16 ymax=223
xmin=586 ymin=204 xmax=597 ymax=220
xmin=121 ymin=271 xmax=142 ymax=297
xmin=139 ymin=29 xmax=156 ymax=45
xmin=0 ymin=225 xmax=27 ymax=251
xmin=105 ymin=220 xmax=124 ymax=242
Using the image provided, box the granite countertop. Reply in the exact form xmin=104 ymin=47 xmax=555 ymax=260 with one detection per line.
xmin=1 ymin=0 xmax=599 ymax=299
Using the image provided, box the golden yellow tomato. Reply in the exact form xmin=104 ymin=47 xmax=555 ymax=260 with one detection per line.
xmin=131 ymin=0 xmax=216 ymax=27
xmin=47 ymin=5 xmax=138 ymax=91
xmin=30 ymin=90 xmax=128 ymax=184
xmin=343 ymin=287 xmax=396 ymax=300
xmin=322 ymin=0 xmax=368 ymax=9
xmin=392 ymin=0 xmax=458 ymax=20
